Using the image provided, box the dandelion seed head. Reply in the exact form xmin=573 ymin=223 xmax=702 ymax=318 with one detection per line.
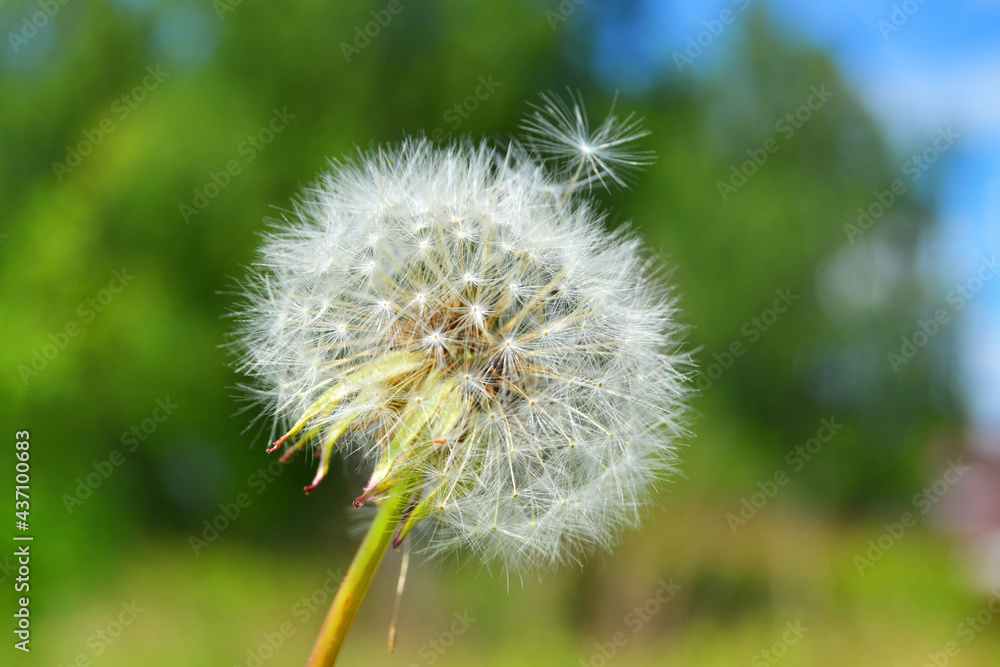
xmin=232 ymin=93 xmax=690 ymax=571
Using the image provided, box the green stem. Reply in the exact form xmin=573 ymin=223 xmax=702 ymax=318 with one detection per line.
xmin=308 ymin=486 xmax=411 ymax=666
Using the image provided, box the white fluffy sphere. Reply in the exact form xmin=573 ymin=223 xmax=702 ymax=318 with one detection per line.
xmin=233 ymin=99 xmax=690 ymax=570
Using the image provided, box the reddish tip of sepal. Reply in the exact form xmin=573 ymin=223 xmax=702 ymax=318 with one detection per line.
xmin=303 ymin=482 xmax=320 ymax=495
xmin=432 ymin=439 xmax=446 ymax=445
xmin=279 ymin=448 xmax=298 ymax=463
xmin=267 ymin=436 xmax=286 ymax=453
xmin=391 ymin=530 xmax=405 ymax=550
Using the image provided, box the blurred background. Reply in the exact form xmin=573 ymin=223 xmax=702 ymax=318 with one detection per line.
xmin=2 ymin=0 xmax=999 ymax=665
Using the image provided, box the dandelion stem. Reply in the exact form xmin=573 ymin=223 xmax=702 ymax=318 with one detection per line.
xmin=308 ymin=484 xmax=412 ymax=667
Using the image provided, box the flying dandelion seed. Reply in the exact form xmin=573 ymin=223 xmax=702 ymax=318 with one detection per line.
xmin=521 ymin=89 xmax=656 ymax=190
xmin=230 ymin=91 xmax=691 ymax=666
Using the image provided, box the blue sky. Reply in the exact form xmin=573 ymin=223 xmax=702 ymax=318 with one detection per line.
xmin=592 ymin=0 xmax=1000 ymax=431
xmin=767 ymin=0 xmax=1000 ymax=432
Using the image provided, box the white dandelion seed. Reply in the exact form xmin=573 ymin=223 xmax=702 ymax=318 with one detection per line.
xmin=521 ymin=89 xmax=656 ymax=191
xmin=231 ymin=93 xmax=690 ymax=572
